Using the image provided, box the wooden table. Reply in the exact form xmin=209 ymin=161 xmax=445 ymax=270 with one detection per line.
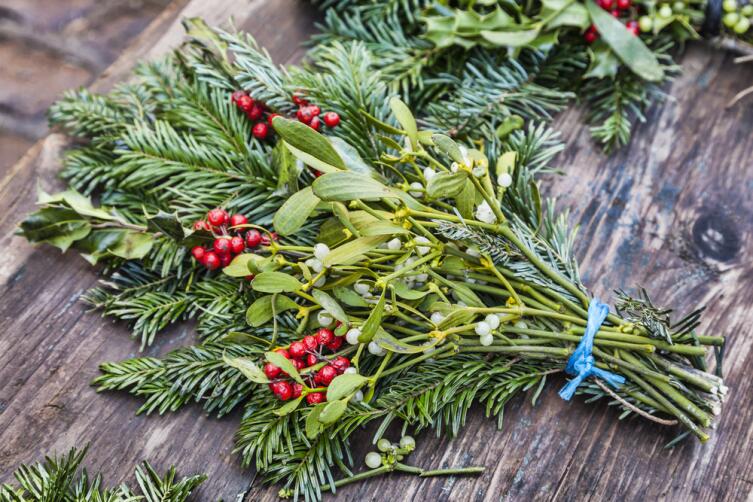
xmin=1 ymin=1 xmax=751 ymax=500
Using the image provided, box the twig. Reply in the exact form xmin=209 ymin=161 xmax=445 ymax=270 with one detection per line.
xmin=595 ymin=379 xmax=679 ymax=426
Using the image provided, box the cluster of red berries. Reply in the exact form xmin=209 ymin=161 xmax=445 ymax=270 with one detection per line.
xmin=190 ymin=208 xmax=277 ymax=271
xmin=231 ymin=90 xmax=279 ymax=140
xmin=293 ymin=94 xmax=340 ymax=132
xmin=265 ymin=327 xmax=349 ymax=404
xmin=584 ymin=0 xmax=639 ymax=43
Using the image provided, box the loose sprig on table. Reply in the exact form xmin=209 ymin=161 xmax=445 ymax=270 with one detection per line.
xmin=17 ymin=19 xmax=726 ymax=502
xmin=311 ymin=0 xmax=753 ymax=150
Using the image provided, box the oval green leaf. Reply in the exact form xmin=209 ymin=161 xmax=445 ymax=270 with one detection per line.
xmin=326 ymin=374 xmax=368 ymax=402
xmin=273 ymin=186 xmax=321 ymax=236
xmin=252 ymin=272 xmax=303 ymax=293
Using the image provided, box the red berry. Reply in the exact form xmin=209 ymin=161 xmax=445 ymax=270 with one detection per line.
xmin=306 ymin=392 xmax=325 ymax=405
xmin=193 ymin=220 xmax=209 ymax=231
xmin=626 ymin=20 xmax=639 ymax=35
xmin=611 ymin=9 xmax=620 ymax=16
xmin=598 ymin=0 xmax=613 ymax=8
xmin=289 ymin=341 xmax=306 ymax=359
xmin=207 ymin=208 xmax=228 ymax=227
xmin=326 ymin=336 xmax=343 ymax=352
xmin=252 ymin=122 xmax=269 ymax=139
xmin=237 ymin=95 xmax=254 ymax=112
xmin=617 ymin=0 xmax=631 ymax=8
xmin=220 ymin=253 xmax=232 ymax=267
xmin=306 ymin=353 xmax=319 ymax=367
xmin=275 ymin=348 xmax=291 ymax=359
xmin=230 ymin=214 xmax=248 ymax=228
xmin=293 ymin=358 xmax=305 ymax=371
xmin=247 ymin=103 xmax=264 ymax=121
xmin=309 ymin=116 xmax=322 ymax=131
xmin=303 ymin=335 xmax=318 ymax=351
xmin=213 ymin=238 xmax=231 ymax=255
xmin=292 ymin=94 xmax=308 ymax=106
xmin=297 ymin=107 xmax=313 ymax=124
xmin=292 ymin=383 xmax=303 ymax=398
xmin=260 ymin=232 xmax=278 ymax=246
xmin=191 ymin=246 xmax=206 ymax=261
xmin=316 ymin=328 xmax=334 ymax=346
xmin=231 ymin=90 xmax=247 ymax=104
xmin=584 ymin=25 xmax=598 ymax=43
xmin=245 ymin=229 xmax=262 ymax=248
xmin=245 ymin=274 xmax=255 ymax=281
xmin=274 ymin=381 xmax=293 ymax=401
xmin=332 ymin=356 xmax=350 ymax=374
xmin=323 ymin=112 xmax=340 ymax=128
xmin=264 ymin=363 xmax=281 ymax=379
xmin=204 ymin=252 xmax=220 ymax=270
xmin=309 ymin=105 xmax=321 ymax=116
xmin=267 ymin=113 xmax=281 ymax=125
xmin=315 ymin=365 xmax=337 ymax=386
xmin=230 ymin=236 xmax=245 ymax=254
xmin=312 ymin=170 xmax=323 ymax=178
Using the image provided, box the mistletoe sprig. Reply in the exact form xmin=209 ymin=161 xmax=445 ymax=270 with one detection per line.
xmin=16 ymin=20 xmax=726 ymax=502
xmin=312 ymin=0 xmax=753 ymax=150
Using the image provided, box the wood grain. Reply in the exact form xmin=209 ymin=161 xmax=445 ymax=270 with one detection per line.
xmin=1 ymin=1 xmax=752 ymax=500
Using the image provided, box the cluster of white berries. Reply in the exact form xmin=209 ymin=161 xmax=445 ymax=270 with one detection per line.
xmin=345 ymin=325 xmax=386 ymax=358
xmin=474 ymin=313 xmax=502 ymax=346
xmin=304 ymin=243 xmax=330 ymax=286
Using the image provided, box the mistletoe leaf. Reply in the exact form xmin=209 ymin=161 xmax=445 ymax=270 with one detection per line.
xmin=327 ymin=374 xmax=368 ymax=402
xmin=273 ymin=186 xmax=321 ymax=236
xmin=322 ymin=236 xmax=388 ymax=267
xmin=359 ymin=290 xmax=385 ymax=342
xmin=389 ymin=97 xmax=417 ymax=148
xmin=306 ymin=403 xmax=326 ymax=439
xmin=252 ymin=272 xmax=303 ymax=293
xmin=426 ymin=171 xmax=468 ymax=198
xmin=586 ymin=0 xmax=664 ymax=81
xmin=223 ymin=254 xmax=257 ymax=277
xmin=479 ymin=28 xmax=541 ymax=47
xmin=272 ymin=116 xmax=345 ymax=172
xmin=431 ymin=134 xmax=464 ymax=164
xmin=318 ymin=399 xmax=348 ymax=425
xmin=374 ymin=329 xmax=439 ymax=354
xmin=312 ymin=289 xmax=348 ymax=324
xmin=274 ymin=396 xmax=303 ymax=416
xmin=246 ymin=295 xmax=299 ymax=327
xmin=312 ymin=171 xmax=396 ymax=202
xmin=224 ymin=355 xmax=269 ymax=384
xmin=266 ymin=351 xmax=303 ymax=384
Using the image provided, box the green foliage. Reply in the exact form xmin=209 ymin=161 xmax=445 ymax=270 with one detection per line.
xmin=0 ymin=447 xmax=205 ymax=502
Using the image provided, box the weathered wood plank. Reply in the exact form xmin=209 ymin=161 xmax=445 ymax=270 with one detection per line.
xmin=1 ymin=1 xmax=752 ymax=500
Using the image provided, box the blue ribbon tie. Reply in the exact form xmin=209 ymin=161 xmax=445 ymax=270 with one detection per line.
xmin=559 ymin=299 xmax=625 ymax=401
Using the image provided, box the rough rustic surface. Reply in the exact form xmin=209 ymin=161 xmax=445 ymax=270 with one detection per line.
xmin=1 ymin=1 xmax=752 ymax=500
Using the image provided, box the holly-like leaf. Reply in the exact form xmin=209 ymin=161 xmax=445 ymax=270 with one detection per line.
xmin=273 ymin=186 xmax=321 ymax=236
xmin=586 ymin=0 xmax=664 ymax=81
xmin=18 ymin=207 xmax=91 ymax=252
xmin=146 ymin=210 xmax=190 ymax=241
xmin=38 ymin=189 xmax=113 ymax=220
xmin=252 ymin=272 xmax=303 ymax=293
xmin=542 ymin=0 xmax=590 ymax=29
xmin=246 ymin=295 xmax=299 ymax=327
xmin=108 ymin=231 xmax=153 ymax=260
xmin=480 ymin=28 xmax=541 ymax=47
xmin=584 ymin=41 xmax=621 ymax=79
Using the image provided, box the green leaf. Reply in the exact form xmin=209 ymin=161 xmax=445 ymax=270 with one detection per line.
xmin=18 ymin=207 xmax=91 ymax=252
xmin=431 ymin=134 xmax=464 ymax=164
xmin=273 ymin=186 xmax=321 ymax=236
xmin=318 ymin=399 xmax=348 ymax=425
xmin=426 ymin=171 xmax=469 ymax=198
xmin=456 ymin=179 xmax=475 ymax=219
xmin=360 ymin=109 xmax=405 ymax=135
xmin=326 ymin=374 xmax=368 ymax=401
xmin=358 ymin=221 xmax=407 ymax=236
xmin=359 ymin=290 xmax=385 ymax=342
xmin=272 ymin=117 xmax=345 ymax=171
xmin=586 ymin=0 xmax=664 ymax=81
xmin=449 ymin=281 xmax=485 ymax=307
xmin=265 ymin=351 xmax=303 ymax=384
xmin=584 ymin=42 xmax=621 ymax=79
xmin=312 ymin=289 xmax=348 ymax=324
xmin=480 ymin=28 xmax=541 ymax=47
xmin=495 ymin=116 xmax=524 ymax=140
xmin=38 ymin=189 xmax=113 ymax=220
xmin=389 ymin=97 xmax=417 ymax=148
xmin=223 ymin=355 xmax=269 ymax=384
xmin=374 ymin=329 xmax=440 ymax=354
xmin=108 ymin=231 xmax=153 ymax=260
xmin=438 ymin=308 xmax=476 ymax=330
xmin=392 ymin=281 xmax=430 ymax=300
xmin=145 ymin=210 xmax=189 ymax=241
xmin=322 ymin=236 xmax=388 ymax=267
xmin=306 ymin=403 xmax=326 ymax=439
xmin=312 ymin=171 xmax=396 ymax=202
xmin=274 ymin=396 xmax=303 ymax=416
xmin=542 ymin=0 xmax=590 ymax=29
xmin=334 ymin=286 xmax=370 ymax=307
xmin=245 ymin=295 xmax=299 ymax=327
xmin=252 ymin=272 xmax=303 ymax=293
xmin=223 ymin=254 xmax=256 ymax=277
xmin=329 ymin=137 xmax=375 ymax=176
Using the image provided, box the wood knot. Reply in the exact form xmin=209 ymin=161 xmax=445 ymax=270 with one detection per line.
xmin=691 ymin=209 xmax=740 ymax=262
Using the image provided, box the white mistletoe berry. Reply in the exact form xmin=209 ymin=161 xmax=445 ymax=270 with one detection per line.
xmin=485 ymin=314 xmax=500 ymax=330
xmin=344 ymin=366 xmax=358 ymax=375
xmin=346 ymin=328 xmax=362 ymax=345
xmin=365 ymin=452 xmax=382 ymax=469
xmin=409 ymin=181 xmax=423 ymax=197
xmin=313 ymin=243 xmax=330 ymax=261
xmin=479 ymin=333 xmax=494 ymax=346
xmin=430 ymin=311 xmax=445 ymax=324
xmin=387 ymin=238 xmax=402 ymax=250
xmin=475 ymin=321 xmax=491 ymax=336
xmin=414 ymin=236 xmax=430 ymax=255
xmin=368 ymin=341 xmax=386 ymax=356
xmin=354 ymin=282 xmax=371 ymax=296
xmin=317 ymin=310 xmax=333 ymax=326
xmin=423 ymin=167 xmax=437 ymax=181
xmin=497 ymin=172 xmax=513 ymax=188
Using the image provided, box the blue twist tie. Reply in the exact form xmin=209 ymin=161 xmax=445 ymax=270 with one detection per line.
xmin=559 ymin=299 xmax=626 ymax=401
